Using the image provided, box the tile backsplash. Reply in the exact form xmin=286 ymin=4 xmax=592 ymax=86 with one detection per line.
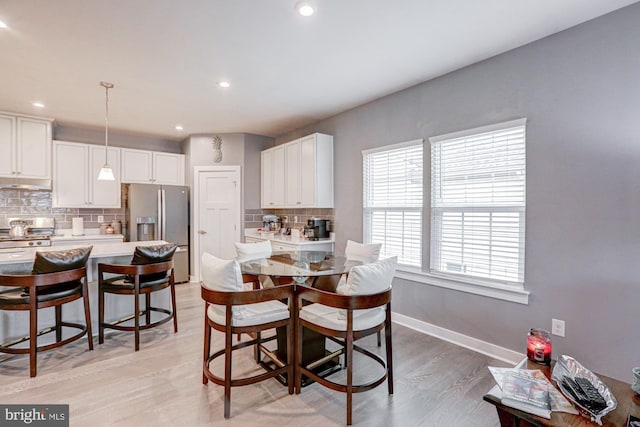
xmin=0 ymin=188 xmax=127 ymax=231
xmin=245 ymin=208 xmax=335 ymax=233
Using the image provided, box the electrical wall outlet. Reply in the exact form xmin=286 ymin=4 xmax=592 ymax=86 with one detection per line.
xmin=97 ymin=215 xmax=104 ymax=223
xmin=551 ymin=319 xmax=565 ymax=337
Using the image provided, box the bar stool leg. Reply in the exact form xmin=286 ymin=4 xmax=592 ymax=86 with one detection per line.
xmin=29 ymin=295 xmax=38 ymax=378
xmin=203 ymin=306 xmax=211 ymax=385
xmin=99 ymin=284 xmax=105 ymax=344
xmin=83 ymin=279 xmax=94 ymax=350
xmin=55 ymin=305 xmax=62 ymax=342
xmin=145 ymin=293 xmax=151 ymax=326
xmin=134 ymin=283 xmax=140 ymax=352
xmin=170 ymin=276 xmax=178 ymax=333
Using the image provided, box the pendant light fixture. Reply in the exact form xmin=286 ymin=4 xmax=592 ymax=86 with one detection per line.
xmin=97 ymin=81 xmax=115 ymax=181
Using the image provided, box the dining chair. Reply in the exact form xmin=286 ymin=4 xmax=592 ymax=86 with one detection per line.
xmin=98 ymin=243 xmax=178 ymax=351
xmin=200 ymin=252 xmax=294 ymax=419
xmin=0 ymin=246 xmax=93 ymax=377
xmin=235 ymin=240 xmax=275 ymax=289
xmin=295 ymin=256 xmax=396 ymax=425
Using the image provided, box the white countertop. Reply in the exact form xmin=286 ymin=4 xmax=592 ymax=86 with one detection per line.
xmin=51 ymin=230 xmax=125 ymax=241
xmin=0 ymin=240 xmax=166 ymax=265
xmin=244 ymin=228 xmax=334 ymax=246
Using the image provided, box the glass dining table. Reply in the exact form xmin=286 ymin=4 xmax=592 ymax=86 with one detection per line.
xmin=238 ymin=250 xmax=360 ymax=288
xmin=238 ymin=250 xmax=361 ymax=385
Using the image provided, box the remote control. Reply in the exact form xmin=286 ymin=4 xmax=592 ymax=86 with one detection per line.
xmin=560 ymin=376 xmax=608 ymax=414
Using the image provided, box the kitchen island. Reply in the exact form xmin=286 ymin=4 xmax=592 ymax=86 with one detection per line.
xmin=0 ymin=240 xmax=172 ymax=343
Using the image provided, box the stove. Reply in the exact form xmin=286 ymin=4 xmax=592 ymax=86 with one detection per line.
xmin=0 ymin=217 xmax=55 ymax=249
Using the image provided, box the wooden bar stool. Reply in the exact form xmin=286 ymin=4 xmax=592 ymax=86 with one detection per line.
xmin=98 ymin=243 xmax=178 ymax=351
xmin=200 ymin=253 xmax=294 ymax=419
xmin=0 ymin=247 xmax=93 ymax=377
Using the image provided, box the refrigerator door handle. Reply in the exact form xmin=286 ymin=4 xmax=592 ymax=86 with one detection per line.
xmin=161 ymin=188 xmax=167 ymax=241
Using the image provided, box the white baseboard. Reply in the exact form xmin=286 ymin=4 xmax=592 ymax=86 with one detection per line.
xmin=392 ymin=311 xmax=523 ymax=365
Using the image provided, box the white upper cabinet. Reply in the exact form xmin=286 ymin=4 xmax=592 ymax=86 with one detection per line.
xmin=52 ymin=141 xmax=121 ymax=208
xmin=0 ymin=112 xmax=53 ymax=179
xmin=121 ymin=148 xmax=185 ymax=185
xmin=261 ymin=145 xmax=285 ymax=208
xmin=261 ymin=133 xmax=333 ymax=209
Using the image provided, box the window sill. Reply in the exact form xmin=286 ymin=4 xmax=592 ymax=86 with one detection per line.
xmin=394 ymin=268 xmax=529 ymax=304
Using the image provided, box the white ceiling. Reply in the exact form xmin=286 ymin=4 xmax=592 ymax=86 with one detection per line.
xmin=0 ymin=0 xmax=637 ymax=141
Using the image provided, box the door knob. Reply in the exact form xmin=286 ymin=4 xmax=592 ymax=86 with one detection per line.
xmin=198 ymin=230 xmax=207 ymax=235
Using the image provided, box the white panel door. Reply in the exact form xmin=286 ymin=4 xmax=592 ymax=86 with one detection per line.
xmin=299 ymin=135 xmax=317 ymax=206
xmin=17 ymin=118 xmax=51 ymax=179
xmin=285 ymin=141 xmax=301 ymax=207
xmin=0 ymin=114 xmax=15 ymax=177
xmin=52 ymin=141 xmax=89 ymax=208
xmin=153 ymin=152 xmax=184 ymax=185
xmin=121 ymin=148 xmax=153 ymax=183
xmin=195 ymin=167 xmax=241 ymax=280
xmin=90 ymin=145 xmax=121 ymax=208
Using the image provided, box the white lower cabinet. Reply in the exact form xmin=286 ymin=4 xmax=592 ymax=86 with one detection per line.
xmin=53 ymin=141 xmax=121 ymax=208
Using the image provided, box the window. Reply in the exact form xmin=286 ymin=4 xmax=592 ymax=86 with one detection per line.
xmin=363 ymin=140 xmax=423 ymax=268
xmin=430 ymin=119 xmax=526 ymax=285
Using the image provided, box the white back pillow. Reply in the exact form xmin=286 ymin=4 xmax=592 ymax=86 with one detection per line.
xmin=345 ymin=240 xmax=382 ymax=264
xmin=235 ymin=241 xmax=272 ymax=262
xmin=201 ymin=252 xmax=244 ymax=317
xmin=337 ymin=256 xmax=397 ymax=319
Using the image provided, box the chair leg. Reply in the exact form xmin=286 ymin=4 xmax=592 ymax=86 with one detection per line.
xmin=286 ymin=318 xmax=294 ymax=395
xmin=295 ymin=323 xmax=303 ymax=394
xmin=203 ymin=307 xmax=211 ymax=385
xmin=377 ymin=330 xmax=382 ymax=347
xmin=98 ymin=285 xmax=105 ymax=345
xmin=386 ymin=310 xmax=394 ymax=395
xmin=346 ymin=328 xmax=354 ymax=426
xmin=224 ymin=325 xmax=233 ymax=418
xmin=55 ymin=305 xmax=62 ymax=342
xmin=83 ymin=280 xmax=94 ymax=350
xmin=29 ymin=303 xmax=38 ymax=378
xmin=134 ymin=289 xmax=140 ymax=351
xmin=145 ymin=293 xmax=151 ymax=326
xmin=170 ymin=281 xmax=178 ymax=333
xmin=254 ymin=331 xmax=262 ymax=364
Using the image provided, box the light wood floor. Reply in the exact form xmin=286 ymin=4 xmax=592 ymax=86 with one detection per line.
xmin=0 ymin=283 xmax=507 ymax=426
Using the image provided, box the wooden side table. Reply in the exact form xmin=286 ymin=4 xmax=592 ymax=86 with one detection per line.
xmin=483 ymin=359 xmax=640 ymax=427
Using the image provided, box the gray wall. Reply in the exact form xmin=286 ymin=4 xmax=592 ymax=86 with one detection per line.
xmin=277 ymin=4 xmax=640 ymax=381
xmin=54 ymin=125 xmax=181 ymax=153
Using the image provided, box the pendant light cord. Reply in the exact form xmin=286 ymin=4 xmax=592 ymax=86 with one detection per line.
xmin=100 ymin=81 xmax=114 ymax=164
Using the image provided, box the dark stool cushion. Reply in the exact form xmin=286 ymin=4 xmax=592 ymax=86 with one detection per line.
xmin=2 ymin=282 xmax=82 ymax=306
xmin=31 ymin=246 xmax=92 ymax=293
xmin=127 ymin=243 xmax=178 ymax=283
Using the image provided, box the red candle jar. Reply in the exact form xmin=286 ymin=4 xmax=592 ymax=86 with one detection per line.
xmin=527 ymin=328 xmax=552 ymax=365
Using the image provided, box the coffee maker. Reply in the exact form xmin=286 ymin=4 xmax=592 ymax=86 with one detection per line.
xmin=304 ymin=218 xmax=330 ymax=240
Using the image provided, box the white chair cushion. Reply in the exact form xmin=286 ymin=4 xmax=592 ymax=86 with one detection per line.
xmin=344 ymin=240 xmax=382 ymax=263
xmin=337 ymin=256 xmax=397 ymax=319
xmin=235 ymin=241 xmax=272 ymax=262
xmin=300 ymin=303 xmax=386 ymax=332
xmin=201 ymin=252 xmax=245 ymax=318
xmin=207 ymin=300 xmax=289 ymax=327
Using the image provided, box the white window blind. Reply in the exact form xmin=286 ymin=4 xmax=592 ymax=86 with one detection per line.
xmin=430 ymin=119 xmax=526 ymax=284
xmin=363 ymin=140 xmax=423 ymax=268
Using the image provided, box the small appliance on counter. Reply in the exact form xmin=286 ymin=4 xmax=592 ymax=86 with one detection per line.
xmin=304 ymin=218 xmax=331 ymax=240
xmin=262 ymin=215 xmax=281 ymax=233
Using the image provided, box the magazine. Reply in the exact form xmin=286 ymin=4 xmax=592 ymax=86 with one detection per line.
xmin=500 ymin=370 xmax=552 ymax=418
xmin=488 ymin=367 xmax=578 ymax=415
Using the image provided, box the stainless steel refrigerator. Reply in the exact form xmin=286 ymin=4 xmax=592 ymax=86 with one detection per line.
xmin=126 ymin=184 xmax=190 ymax=283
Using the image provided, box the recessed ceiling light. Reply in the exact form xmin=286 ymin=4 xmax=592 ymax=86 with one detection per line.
xmin=296 ymin=2 xmax=314 ymax=17
xmin=32 ymin=102 xmax=45 ymax=108
xmin=0 ymin=21 xmax=7 ymax=29
xmin=217 ymin=81 xmax=230 ymax=88
xmin=175 ymin=125 xmax=184 ymax=131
